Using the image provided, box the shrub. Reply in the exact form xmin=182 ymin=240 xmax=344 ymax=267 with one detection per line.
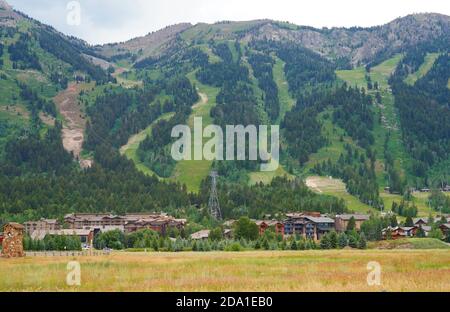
xmin=225 ymin=242 xmax=242 ymax=252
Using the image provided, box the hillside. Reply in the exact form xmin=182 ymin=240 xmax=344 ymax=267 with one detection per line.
xmin=0 ymin=0 xmax=111 ymax=160
xmin=96 ymin=14 xmax=449 ymax=66
xmin=0 ymin=0 xmax=449 ymax=224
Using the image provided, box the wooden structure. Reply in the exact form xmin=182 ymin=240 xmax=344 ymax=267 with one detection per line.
xmin=24 ymin=218 xmax=60 ymax=234
xmin=1 ymin=223 xmax=25 ymax=258
xmin=440 ymin=224 xmax=450 ymax=237
xmin=64 ymin=213 xmax=186 ymax=235
xmin=382 ymin=226 xmax=418 ymax=240
xmin=31 ymin=229 xmax=94 ymax=246
xmin=255 ymin=220 xmax=284 ymax=238
xmin=335 ymin=214 xmax=370 ymax=232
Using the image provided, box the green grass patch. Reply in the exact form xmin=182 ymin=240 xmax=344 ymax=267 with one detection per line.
xmin=369 ymin=238 xmax=449 ymax=250
xmin=305 ymin=176 xmax=377 ymax=214
xmin=336 ymin=66 xmax=366 ymax=87
xmin=336 ymin=55 xmax=412 ymax=189
xmin=303 ymin=109 xmax=360 ymax=174
xmin=170 ymin=71 xmax=220 ymax=193
xmin=404 ymin=53 xmax=440 ymax=86
xmin=120 ymin=112 xmax=175 ymax=178
xmin=273 ymin=55 xmax=295 ymax=125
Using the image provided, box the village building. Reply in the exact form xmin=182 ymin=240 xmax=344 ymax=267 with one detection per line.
xmin=1 ymin=223 xmax=25 ymax=258
xmin=223 ymin=220 xmax=236 ymax=228
xmin=190 ymin=230 xmax=211 ymax=240
xmin=382 ymin=226 xmax=418 ymax=240
xmin=413 ymin=217 xmax=430 ymax=227
xmin=335 ymin=214 xmax=370 ymax=232
xmin=439 ymin=224 xmax=450 ymax=237
xmin=64 ymin=213 xmax=129 ymax=229
xmin=254 ymin=220 xmax=284 ymax=237
xmin=190 ymin=229 xmax=233 ymax=240
xmin=123 ymin=216 xmax=186 ymax=235
xmin=223 ymin=229 xmax=232 ymax=239
xmin=420 ymin=226 xmax=432 ymax=237
xmin=30 ymin=229 xmax=95 ymax=246
xmin=24 ymin=218 xmax=60 ymax=234
xmin=283 ymin=212 xmax=335 ymax=240
xmin=64 ymin=213 xmax=186 ymax=235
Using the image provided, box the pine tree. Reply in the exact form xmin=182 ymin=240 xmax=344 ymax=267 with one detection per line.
xmin=290 ymin=240 xmax=298 ymax=250
xmin=346 ymin=216 xmax=356 ymax=232
xmin=405 ymin=216 xmax=414 ymax=227
xmin=320 ymin=234 xmax=330 ymax=249
xmin=152 ymin=238 xmax=159 ymax=251
xmin=338 ymin=233 xmax=348 ymax=248
xmin=358 ymin=233 xmax=367 ymax=249
xmin=427 ymin=213 xmax=434 ymax=226
xmin=298 ymin=238 xmax=305 ymax=250
xmin=416 ymin=227 xmax=426 ymax=238
xmin=329 ymin=231 xmax=338 ymax=249
xmin=262 ymin=238 xmax=270 ymax=250
xmin=390 ymin=215 xmax=398 ymax=227
xmin=348 ymin=233 xmax=358 ymax=248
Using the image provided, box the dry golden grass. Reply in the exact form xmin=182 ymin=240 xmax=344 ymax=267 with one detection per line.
xmin=1 ymin=250 xmax=449 ymax=292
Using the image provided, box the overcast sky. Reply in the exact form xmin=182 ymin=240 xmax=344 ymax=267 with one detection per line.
xmin=7 ymin=0 xmax=450 ymax=45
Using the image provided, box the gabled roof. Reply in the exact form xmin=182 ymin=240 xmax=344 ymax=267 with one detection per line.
xmin=190 ymin=230 xmax=210 ymax=240
xmin=31 ymin=229 xmax=93 ymax=240
xmin=413 ymin=217 xmax=429 ymax=224
xmin=305 ymin=216 xmax=335 ymax=224
xmin=336 ymin=214 xmax=370 ymax=221
xmin=254 ymin=220 xmax=282 ymax=226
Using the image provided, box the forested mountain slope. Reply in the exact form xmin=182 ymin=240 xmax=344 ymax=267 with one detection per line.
xmin=0 ymin=0 xmax=449 ymax=225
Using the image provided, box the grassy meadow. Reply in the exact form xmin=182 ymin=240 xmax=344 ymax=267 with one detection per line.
xmin=1 ymin=250 xmax=449 ymax=292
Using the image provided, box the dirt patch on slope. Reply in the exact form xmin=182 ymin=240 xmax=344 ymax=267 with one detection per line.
xmin=53 ymin=82 xmax=93 ymax=168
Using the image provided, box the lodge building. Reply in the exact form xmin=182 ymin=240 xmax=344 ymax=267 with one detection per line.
xmin=64 ymin=213 xmax=186 ymax=235
xmin=24 ymin=218 xmax=60 ymax=234
xmin=284 ymin=212 xmax=335 ymax=240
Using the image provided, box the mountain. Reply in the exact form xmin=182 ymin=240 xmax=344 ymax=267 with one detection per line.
xmin=0 ymin=0 xmax=449 ymax=223
xmin=96 ymin=14 xmax=449 ymax=66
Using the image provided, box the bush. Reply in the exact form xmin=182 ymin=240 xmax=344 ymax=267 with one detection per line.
xmin=225 ymin=242 xmax=243 ymax=252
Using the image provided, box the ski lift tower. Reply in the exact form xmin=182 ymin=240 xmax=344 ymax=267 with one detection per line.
xmin=208 ymin=171 xmax=222 ymax=220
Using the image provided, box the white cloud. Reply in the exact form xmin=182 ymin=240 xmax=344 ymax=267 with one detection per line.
xmin=7 ymin=0 xmax=450 ymax=44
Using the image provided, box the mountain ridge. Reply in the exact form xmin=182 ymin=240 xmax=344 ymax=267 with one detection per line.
xmin=95 ymin=13 xmax=449 ymax=65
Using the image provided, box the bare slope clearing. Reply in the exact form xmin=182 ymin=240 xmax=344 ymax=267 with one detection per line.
xmin=170 ymin=71 xmax=220 ymax=193
xmin=306 ymin=176 xmax=376 ymax=214
xmin=405 ymin=53 xmax=440 ymax=86
xmin=53 ymin=82 xmax=94 ymax=168
xmin=120 ymin=112 xmax=175 ymax=178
